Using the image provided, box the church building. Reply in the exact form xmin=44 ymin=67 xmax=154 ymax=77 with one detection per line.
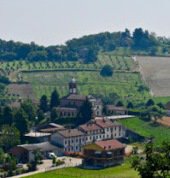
xmin=55 ymin=78 xmax=103 ymax=119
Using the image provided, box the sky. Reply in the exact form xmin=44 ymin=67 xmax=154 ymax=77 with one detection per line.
xmin=0 ymin=0 xmax=170 ymax=46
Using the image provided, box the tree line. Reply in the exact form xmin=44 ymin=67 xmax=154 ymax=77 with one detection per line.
xmin=0 ymin=28 xmax=169 ymax=63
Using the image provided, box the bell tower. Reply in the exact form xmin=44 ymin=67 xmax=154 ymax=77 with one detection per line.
xmin=69 ymin=78 xmax=77 ymax=94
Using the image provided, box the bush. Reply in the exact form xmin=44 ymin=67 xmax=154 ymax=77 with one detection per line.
xmin=100 ymin=65 xmax=113 ymax=77
xmin=56 ymin=160 xmax=64 ymax=166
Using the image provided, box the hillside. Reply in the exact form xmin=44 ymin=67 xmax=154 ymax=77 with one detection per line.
xmin=1 ymin=27 xmax=170 ymax=102
xmin=0 ymin=53 xmax=150 ymax=103
xmin=137 ymin=56 xmax=170 ymax=96
xmin=0 ymin=28 xmax=170 ymax=63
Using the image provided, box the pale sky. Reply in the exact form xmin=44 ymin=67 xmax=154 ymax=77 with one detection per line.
xmin=1 ymin=0 xmax=170 ymax=46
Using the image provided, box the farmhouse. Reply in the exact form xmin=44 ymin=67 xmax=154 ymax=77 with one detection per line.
xmin=51 ymin=118 xmax=126 ymax=153
xmin=83 ymin=139 xmax=125 ymax=168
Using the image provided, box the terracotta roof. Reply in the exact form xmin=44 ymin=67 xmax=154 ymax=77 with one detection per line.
xmin=79 ymin=123 xmax=101 ymax=132
xmin=95 ymin=119 xmax=117 ymax=128
xmin=66 ymin=94 xmax=86 ymax=101
xmin=58 ymin=129 xmax=85 ymax=138
xmin=95 ymin=139 xmax=125 ymax=150
xmin=106 ymin=105 xmax=127 ymax=111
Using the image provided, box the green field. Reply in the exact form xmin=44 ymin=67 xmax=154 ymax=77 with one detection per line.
xmin=25 ymin=161 xmax=139 ymax=178
xmin=120 ymin=117 xmax=170 ymax=146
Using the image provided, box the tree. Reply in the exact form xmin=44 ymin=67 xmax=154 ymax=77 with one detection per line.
xmin=141 ymin=105 xmax=165 ymax=122
xmin=149 ymin=105 xmax=165 ymax=122
xmin=157 ymin=102 xmax=165 ymax=109
xmin=0 ymin=125 xmax=20 ymax=151
xmin=2 ymin=106 xmax=13 ymax=126
xmin=146 ymin=99 xmax=155 ymax=107
xmin=37 ymin=110 xmax=45 ymax=123
xmin=50 ymin=89 xmax=60 ymax=109
xmin=14 ymin=108 xmax=29 ymax=136
xmin=78 ymin=98 xmax=93 ymax=124
xmin=100 ymin=65 xmax=113 ymax=77
xmin=116 ymin=101 xmax=124 ymax=107
xmin=131 ymin=141 xmax=170 ymax=178
xmin=21 ymin=100 xmax=37 ymax=125
xmin=127 ymin=102 xmax=134 ymax=109
xmin=50 ymin=108 xmax=58 ymax=122
xmin=40 ymin=95 xmax=48 ymax=112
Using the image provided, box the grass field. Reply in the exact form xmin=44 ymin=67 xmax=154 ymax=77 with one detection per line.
xmin=25 ymin=161 xmax=139 ymax=178
xmin=119 ymin=117 xmax=170 ymax=146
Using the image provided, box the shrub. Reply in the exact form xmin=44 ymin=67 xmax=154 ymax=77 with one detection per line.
xmin=100 ymin=65 xmax=113 ymax=77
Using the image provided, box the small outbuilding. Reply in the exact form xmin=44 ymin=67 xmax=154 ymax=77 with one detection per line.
xmin=10 ymin=142 xmax=63 ymax=163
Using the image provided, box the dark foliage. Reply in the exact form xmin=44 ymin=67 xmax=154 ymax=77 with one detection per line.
xmin=77 ymin=98 xmax=93 ymax=125
xmin=100 ymin=65 xmax=113 ymax=77
xmin=50 ymin=89 xmax=60 ymax=109
xmin=39 ymin=95 xmax=48 ymax=112
xmin=0 ymin=28 xmax=167 ymax=63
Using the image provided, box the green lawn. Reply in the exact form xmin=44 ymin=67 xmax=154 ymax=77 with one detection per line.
xmin=25 ymin=161 xmax=139 ymax=178
xmin=120 ymin=117 xmax=170 ymax=146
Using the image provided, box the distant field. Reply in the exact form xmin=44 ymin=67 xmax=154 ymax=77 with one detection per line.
xmin=120 ymin=117 xmax=170 ymax=146
xmin=137 ymin=56 xmax=170 ymax=97
xmin=25 ymin=161 xmax=139 ymax=178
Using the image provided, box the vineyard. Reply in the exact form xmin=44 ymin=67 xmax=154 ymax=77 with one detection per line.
xmin=0 ymin=53 xmax=149 ymax=101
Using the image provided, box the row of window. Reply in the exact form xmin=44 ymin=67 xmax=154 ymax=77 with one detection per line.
xmin=64 ymin=132 xmax=123 ymax=145
xmin=59 ymin=112 xmax=76 ymax=117
xmin=87 ymin=126 xmax=122 ymax=135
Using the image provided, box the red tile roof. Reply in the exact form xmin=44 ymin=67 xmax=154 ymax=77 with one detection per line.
xmin=95 ymin=139 xmax=125 ymax=150
xmin=66 ymin=94 xmax=86 ymax=101
xmin=95 ymin=118 xmax=116 ymax=128
xmin=79 ymin=123 xmax=101 ymax=132
xmin=58 ymin=129 xmax=85 ymax=138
